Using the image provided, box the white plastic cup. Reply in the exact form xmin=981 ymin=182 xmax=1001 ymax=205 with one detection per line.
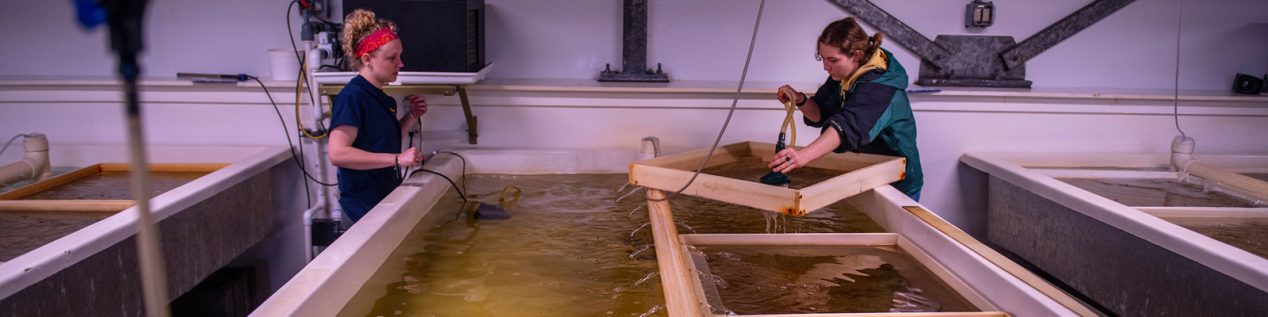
xmin=268 ymin=49 xmax=301 ymax=81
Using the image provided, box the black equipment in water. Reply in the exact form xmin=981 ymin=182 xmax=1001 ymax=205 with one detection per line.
xmin=759 ymin=133 xmax=791 ymax=187
xmin=467 ymin=185 xmax=521 ymax=220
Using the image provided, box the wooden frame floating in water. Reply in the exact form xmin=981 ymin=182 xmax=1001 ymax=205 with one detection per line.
xmin=0 ymin=163 xmax=224 ymax=213
xmin=630 ymin=141 xmax=906 ymax=216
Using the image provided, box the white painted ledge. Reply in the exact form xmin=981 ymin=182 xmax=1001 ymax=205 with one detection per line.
xmin=5 ymin=76 xmax=1266 ymax=103
xmin=2 ymin=77 xmax=1266 ymax=117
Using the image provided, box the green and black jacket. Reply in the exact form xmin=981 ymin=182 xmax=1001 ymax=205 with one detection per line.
xmin=806 ymin=48 xmax=923 ymax=198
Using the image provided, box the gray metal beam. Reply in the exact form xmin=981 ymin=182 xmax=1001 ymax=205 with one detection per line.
xmin=599 ymin=0 xmax=669 ymax=82
xmin=1001 ymin=0 xmax=1134 ymax=70
xmin=825 ymin=0 xmax=951 ymax=69
xmin=622 ymin=0 xmax=649 ymax=74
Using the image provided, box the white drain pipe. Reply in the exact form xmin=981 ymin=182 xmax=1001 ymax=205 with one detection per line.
xmin=301 ymin=200 xmax=326 ymax=261
xmin=0 ymin=133 xmax=51 ymax=186
xmin=640 ymin=136 xmax=661 ymax=160
xmin=1171 ymin=136 xmax=1268 ymax=205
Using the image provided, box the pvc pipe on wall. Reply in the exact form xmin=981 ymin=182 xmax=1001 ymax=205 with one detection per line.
xmin=301 ymin=200 xmax=326 ymax=262
xmin=640 ymin=136 xmax=661 ymax=161
xmin=0 ymin=134 xmax=50 ymax=186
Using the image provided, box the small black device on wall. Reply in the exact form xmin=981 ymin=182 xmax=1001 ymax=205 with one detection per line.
xmin=343 ymin=0 xmax=486 ymax=72
xmin=1232 ymin=73 xmax=1265 ymax=95
xmin=965 ymin=0 xmax=994 ymax=28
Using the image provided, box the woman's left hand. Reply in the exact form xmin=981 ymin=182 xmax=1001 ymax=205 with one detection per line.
xmin=406 ymin=95 xmax=428 ymax=119
xmin=768 ymin=148 xmax=808 ymax=174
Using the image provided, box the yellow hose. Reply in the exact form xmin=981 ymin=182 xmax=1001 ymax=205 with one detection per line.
xmin=778 ymin=91 xmax=797 ymax=148
xmin=499 ymin=185 xmax=522 ymax=209
xmin=296 ymin=61 xmax=329 ymax=140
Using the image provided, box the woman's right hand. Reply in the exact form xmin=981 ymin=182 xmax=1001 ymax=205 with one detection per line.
xmin=776 ymin=85 xmax=800 ymax=104
xmin=397 ymin=147 xmax=424 ymax=168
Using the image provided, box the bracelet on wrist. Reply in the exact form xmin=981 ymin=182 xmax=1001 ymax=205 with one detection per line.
xmin=796 ymin=92 xmax=808 ymax=107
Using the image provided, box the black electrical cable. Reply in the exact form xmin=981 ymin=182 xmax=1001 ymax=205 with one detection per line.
xmin=645 ymin=0 xmax=766 ymax=203
xmin=407 ymin=104 xmax=473 ymax=196
xmin=286 ymin=1 xmax=304 ymax=67
xmin=436 ymin=151 xmax=468 ymax=195
xmin=289 ymin=0 xmax=315 ymax=206
xmin=397 ymin=115 xmax=467 ymax=201
xmin=398 ymin=115 xmax=419 ymax=181
xmin=247 ymin=75 xmax=338 ymax=187
xmin=1172 ymin=0 xmax=1187 ymax=138
xmin=289 ymin=55 xmax=315 ymax=208
xmin=415 ymin=116 xmax=422 ymax=151
xmin=287 ymin=2 xmax=322 ymax=135
xmin=282 ymin=0 xmax=337 ymax=210
xmin=410 ymin=168 xmax=467 ymax=202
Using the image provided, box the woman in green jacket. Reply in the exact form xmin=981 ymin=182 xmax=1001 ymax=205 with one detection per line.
xmin=769 ymin=17 xmax=923 ymax=200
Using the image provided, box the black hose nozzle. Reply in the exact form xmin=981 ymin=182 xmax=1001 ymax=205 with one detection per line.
xmin=760 ymin=132 xmax=791 ymax=186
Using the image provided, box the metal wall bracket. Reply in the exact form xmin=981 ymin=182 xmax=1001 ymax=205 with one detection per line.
xmin=599 ymin=0 xmax=670 ymax=82
xmin=826 ymin=0 xmax=1133 ymax=88
xmin=319 ymin=84 xmax=479 ymax=144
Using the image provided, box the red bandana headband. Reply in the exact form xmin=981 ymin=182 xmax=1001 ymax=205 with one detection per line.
xmin=355 ymin=28 xmax=398 ymax=58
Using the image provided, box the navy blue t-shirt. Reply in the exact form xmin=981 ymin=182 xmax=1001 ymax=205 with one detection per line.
xmin=330 ymin=75 xmax=402 ymax=222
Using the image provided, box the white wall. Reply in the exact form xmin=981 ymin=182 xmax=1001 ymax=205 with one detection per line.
xmin=0 ymin=0 xmax=314 ymax=79
xmin=2 ymin=0 xmax=1264 ymax=90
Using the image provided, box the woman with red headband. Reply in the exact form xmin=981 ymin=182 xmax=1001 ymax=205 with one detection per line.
xmin=328 ymin=9 xmax=428 ymax=223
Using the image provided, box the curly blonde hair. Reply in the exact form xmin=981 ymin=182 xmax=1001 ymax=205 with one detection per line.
xmin=342 ymin=9 xmax=399 ymax=70
xmin=816 ymin=17 xmax=884 ymax=65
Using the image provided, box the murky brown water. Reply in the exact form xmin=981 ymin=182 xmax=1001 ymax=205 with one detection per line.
xmin=20 ymin=171 xmax=206 ymax=200
xmin=1166 ymin=217 xmax=1268 ymax=260
xmin=360 ymin=172 xmax=890 ymax=317
xmin=694 ymin=245 xmax=975 ymax=314
xmin=1059 ymin=178 xmax=1255 ymax=207
xmin=0 ymin=211 xmax=111 ymax=261
xmin=0 ymin=169 xmax=207 ymax=262
xmin=701 ymin=156 xmax=842 ymax=190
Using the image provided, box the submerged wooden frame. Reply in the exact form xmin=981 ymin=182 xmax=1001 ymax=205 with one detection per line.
xmin=630 ymin=141 xmax=906 ymax=216
xmin=0 ymin=163 xmax=225 ymax=213
xmin=681 ymin=233 xmax=1006 ymax=317
xmin=645 ymin=189 xmax=1008 ymax=317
